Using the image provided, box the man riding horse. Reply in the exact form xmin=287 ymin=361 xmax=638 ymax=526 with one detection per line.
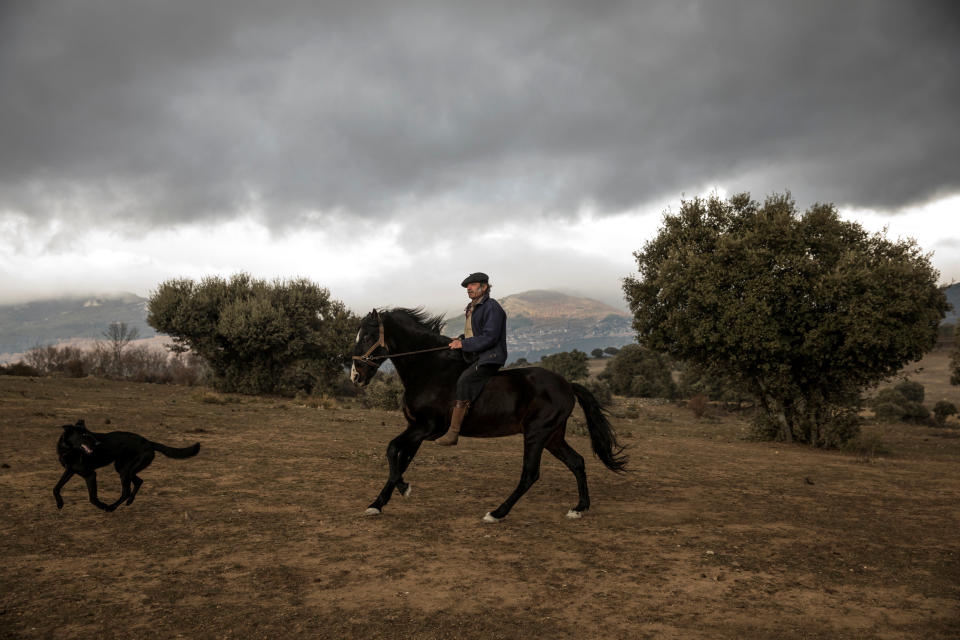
xmin=436 ymin=272 xmax=508 ymax=446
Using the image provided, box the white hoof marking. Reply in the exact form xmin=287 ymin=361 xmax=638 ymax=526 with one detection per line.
xmin=363 ymin=507 xmax=381 ymax=516
xmin=401 ymin=485 xmax=412 ymax=498
xmin=482 ymin=512 xmax=501 ymax=523
xmin=566 ymin=510 xmax=583 ymax=519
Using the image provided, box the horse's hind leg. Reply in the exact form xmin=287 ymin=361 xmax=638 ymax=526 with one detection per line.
xmin=546 ymin=438 xmax=590 ymax=518
xmin=484 ymin=436 xmax=547 ymax=522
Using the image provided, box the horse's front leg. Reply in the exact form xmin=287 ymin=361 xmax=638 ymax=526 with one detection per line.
xmin=484 ymin=435 xmax=547 ymax=523
xmin=393 ymin=438 xmax=423 ymax=498
xmin=365 ymin=426 xmax=428 ymax=516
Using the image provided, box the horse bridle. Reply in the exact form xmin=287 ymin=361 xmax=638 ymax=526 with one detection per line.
xmin=351 ymin=311 xmax=450 ymax=369
xmin=352 ymin=312 xmax=388 ymax=369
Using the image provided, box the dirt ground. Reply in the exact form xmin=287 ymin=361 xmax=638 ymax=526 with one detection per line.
xmin=1 ymin=371 xmax=959 ymax=639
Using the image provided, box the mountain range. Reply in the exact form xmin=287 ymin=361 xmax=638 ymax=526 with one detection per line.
xmin=444 ymin=290 xmax=635 ymax=362
xmin=0 ymin=290 xmax=634 ymax=364
xmin=0 ymin=293 xmax=156 ymax=362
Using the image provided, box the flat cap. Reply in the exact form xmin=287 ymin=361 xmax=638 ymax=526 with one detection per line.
xmin=460 ymin=272 xmax=489 ymax=287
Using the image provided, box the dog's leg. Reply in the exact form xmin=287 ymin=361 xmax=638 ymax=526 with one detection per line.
xmin=82 ymin=473 xmax=114 ymax=511
xmin=53 ymin=469 xmax=74 ymax=509
xmin=127 ymin=475 xmax=144 ymax=505
xmin=115 ymin=450 xmax=154 ymax=508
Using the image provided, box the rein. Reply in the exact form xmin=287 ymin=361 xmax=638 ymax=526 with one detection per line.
xmin=352 ymin=311 xmax=450 ymax=367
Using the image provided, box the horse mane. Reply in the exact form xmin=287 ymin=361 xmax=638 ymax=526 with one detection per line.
xmin=386 ymin=307 xmax=447 ymax=337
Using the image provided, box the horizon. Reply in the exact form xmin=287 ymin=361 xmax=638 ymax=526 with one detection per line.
xmin=0 ymin=285 xmax=635 ymax=320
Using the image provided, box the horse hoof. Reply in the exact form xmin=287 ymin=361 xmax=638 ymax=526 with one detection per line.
xmin=566 ymin=510 xmax=583 ymax=519
xmin=482 ymin=512 xmax=501 ymax=523
xmin=402 ymin=485 xmax=412 ymax=498
xmin=363 ymin=507 xmax=381 ymax=517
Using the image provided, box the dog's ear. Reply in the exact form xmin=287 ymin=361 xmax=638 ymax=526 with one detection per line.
xmin=76 ymin=419 xmax=85 ymax=428
xmin=62 ymin=424 xmax=72 ymax=431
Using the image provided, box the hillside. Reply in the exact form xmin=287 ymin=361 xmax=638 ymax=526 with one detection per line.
xmin=0 ymin=293 xmax=155 ymax=360
xmin=498 ymin=289 xmax=628 ymax=320
xmin=444 ymin=290 xmax=635 ymax=362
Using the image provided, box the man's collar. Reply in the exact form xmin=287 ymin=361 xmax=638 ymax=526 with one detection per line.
xmin=465 ymin=294 xmax=488 ymax=312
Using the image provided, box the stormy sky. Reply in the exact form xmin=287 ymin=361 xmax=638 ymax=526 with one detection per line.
xmin=1 ymin=0 xmax=958 ymax=314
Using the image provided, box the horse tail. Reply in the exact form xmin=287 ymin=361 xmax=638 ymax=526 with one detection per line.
xmin=152 ymin=442 xmax=201 ymax=459
xmin=571 ymin=383 xmax=628 ymax=473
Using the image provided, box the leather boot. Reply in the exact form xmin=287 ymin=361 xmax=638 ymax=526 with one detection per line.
xmin=436 ymin=400 xmax=469 ymax=446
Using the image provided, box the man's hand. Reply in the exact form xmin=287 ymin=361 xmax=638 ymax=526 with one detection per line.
xmin=449 ymin=339 xmax=463 ymax=349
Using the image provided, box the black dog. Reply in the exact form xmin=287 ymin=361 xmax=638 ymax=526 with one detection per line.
xmin=54 ymin=419 xmax=200 ymax=511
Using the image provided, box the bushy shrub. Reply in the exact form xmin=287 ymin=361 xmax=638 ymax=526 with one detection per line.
xmin=599 ymin=344 xmax=676 ymax=399
xmin=539 ymin=350 xmax=589 ymax=381
xmin=894 ymin=380 xmax=924 ymax=403
xmin=580 ymin=379 xmax=612 ymax=405
xmin=0 ymin=362 xmax=39 ymax=376
xmin=933 ymin=401 xmax=958 ymax=426
xmin=328 ymin=374 xmax=362 ymax=398
xmin=360 ymin=373 xmax=404 ymax=410
xmin=19 ymin=341 xmax=207 ymax=386
xmin=873 ymin=403 xmax=907 ymax=423
xmin=841 ymin=433 xmax=892 ymax=462
xmin=871 ymin=386 xmax=930 ymax=424
xmin=25 ymin=344 xmax=87 ymax=376
xmin=147 ymin=273 xmax=357 ymax=396
xmin=688 ymin=394 xmax=709 ymax=418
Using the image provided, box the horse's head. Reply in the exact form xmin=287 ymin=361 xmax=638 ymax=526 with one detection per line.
xmin=350 ymin=309 xmax=387 ymax=387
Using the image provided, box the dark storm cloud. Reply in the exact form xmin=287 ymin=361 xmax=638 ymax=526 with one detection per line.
xmin=1 ymin=0 xmax=957 ymax=234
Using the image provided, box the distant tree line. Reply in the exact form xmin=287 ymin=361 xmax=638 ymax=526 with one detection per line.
xmin=0 ymin=322 xmax=205 ymax=385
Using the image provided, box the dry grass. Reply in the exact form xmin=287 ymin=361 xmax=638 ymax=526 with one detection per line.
xmin=1 ymin=368 xmax=959 ymax=639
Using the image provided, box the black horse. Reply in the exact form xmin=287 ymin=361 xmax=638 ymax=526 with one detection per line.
xmin=350 ymin=308 xmax=627 ymax=522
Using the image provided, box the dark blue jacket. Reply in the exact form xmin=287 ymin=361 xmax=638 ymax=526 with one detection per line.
xmin=459 ymin=295 xmax=508 ymax=367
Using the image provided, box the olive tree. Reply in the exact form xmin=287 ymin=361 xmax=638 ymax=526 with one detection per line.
xmin=147 ymin=273 xmax=356 ymax=395
xmin=623 ymin=192 xmax=947 ymax=447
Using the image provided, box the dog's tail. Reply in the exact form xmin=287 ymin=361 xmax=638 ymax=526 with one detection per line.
xmin=152 ymin=442 xmax=201 ymax=459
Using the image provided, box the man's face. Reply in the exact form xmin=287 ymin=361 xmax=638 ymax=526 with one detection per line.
xmin=466 ymin=282 xmax=486 ymax=300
